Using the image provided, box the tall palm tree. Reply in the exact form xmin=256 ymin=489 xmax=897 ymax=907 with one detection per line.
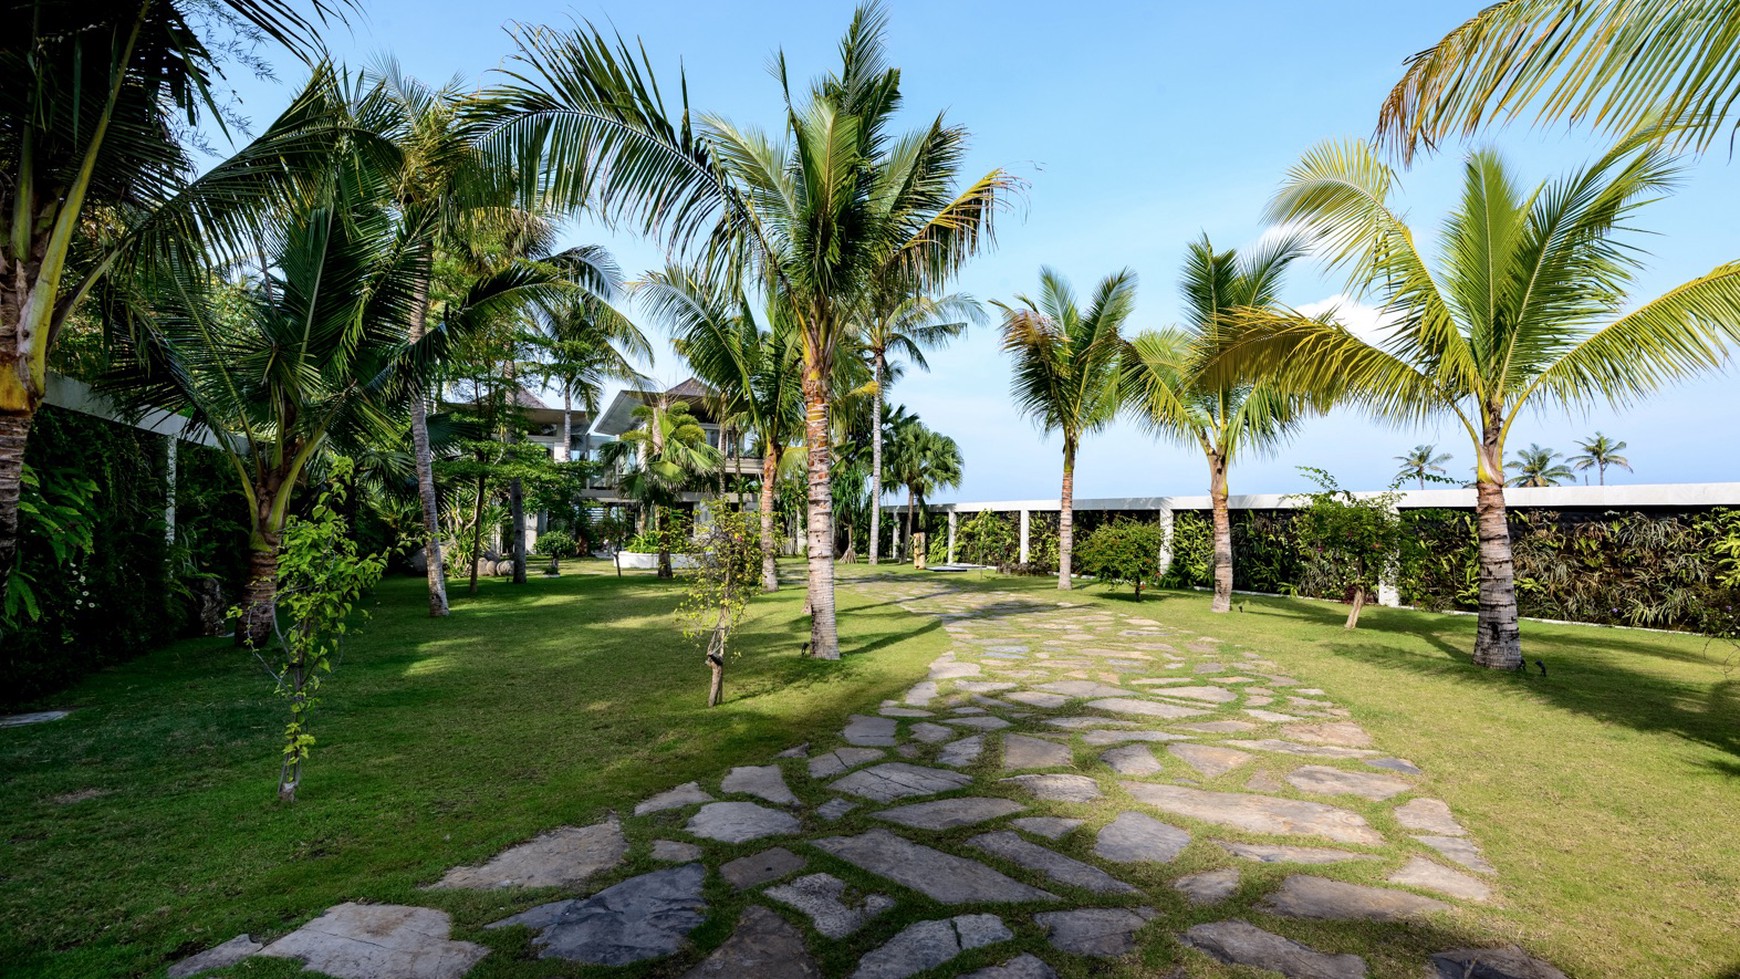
xmin=636 ymin=267 xmax=806 ymax=592
xmin=600 ymin=399 xmax=722 ymax=578
xmin=525 ymin=285 xmax=651 ymax=461
xmin=1377 ymin=0 xmax=1740 ymax=164
xmin=863 ymin=292 xmax=978 ymax=565
xmin=1569 ymin=432 xmax=1633 ymax=485
xmin=1395 ymin=444 xmax=1453 ymax=489
xmin=886 ymin=420 xmax=963 ymax=560
xmin=1205 ymin=137 xmax=1740 ymax=669
xmin=1122 ymin=235 xmax=1309 ymax=613
xmin=998 ymin=268 xmax=1137 ymax=590
xmin=1509 ymin=444 xmax=1576 ymax=487
xmin=480 ymin=1 xmax=1010 ymax=658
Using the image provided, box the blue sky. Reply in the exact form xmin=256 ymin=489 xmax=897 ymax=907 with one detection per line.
xmin=222 ymin=1 xmax=1739 ymax=502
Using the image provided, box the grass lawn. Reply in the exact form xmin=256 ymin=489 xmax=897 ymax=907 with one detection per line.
xmin=3 ymin=561 xmax=1736 ymax=977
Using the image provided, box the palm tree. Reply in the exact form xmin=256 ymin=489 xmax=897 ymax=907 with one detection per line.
xmin=600 ymin=399 xmax=722 ymax=578
xmin=1569 ymin=432 xmax=1633 ymax=485
xmin=1509 ymin=444 xmax=1575 ymax=487
xmin=480 ymin=1 xmax=1010 ymax=658
xmin=863 ymin=293 xmax=979 ymax=565
xmin=1395 ymin=444 xmax=1453 ymax=489
xmin=526 ymin=285 xmax=651 ymax=461
xmin=1206 ymin=136 xmax=1740 ymax=669
xmin=886 ymin=421 xmax=963 ymax=560
xmin=635 ymin=267 xmax=806 ymax=592
xmin=1123 ymin=235 xmax=1310 ymax=613
xmin=1377 ymin=0 xmax=1740 ymax=164
xmin=998 ymin=268 xmax=1138 ymax=590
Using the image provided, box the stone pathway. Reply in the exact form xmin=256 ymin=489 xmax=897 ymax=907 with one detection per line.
xmin=171 ymin=570 xmax=1569 ymax=979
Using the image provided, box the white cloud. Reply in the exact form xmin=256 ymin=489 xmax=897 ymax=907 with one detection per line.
xmin=1296 ymin=294 xmax=1401 ymax=345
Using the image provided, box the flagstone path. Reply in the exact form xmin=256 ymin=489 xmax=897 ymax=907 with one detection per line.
xmin=170 ymin=571 xmax=1570 ymax=979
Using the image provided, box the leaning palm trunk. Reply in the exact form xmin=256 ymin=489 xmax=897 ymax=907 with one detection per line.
xmin=802 ymin=363 xmax=840 ymax=659
xmin=1209 ymin=454 xmax=1233 ymax=613
xmin=407 ymin=288 xmax=449 ymax=616
xmin=1057 ymin=439 xmax=1077 ymax=590
xmin=869 ymin=352 xmax=884 ymax=565
xmin=1474 ymin=436 xmax=1523 ymax=668
xmin=759 ymin=444 xmax=780 ymax=591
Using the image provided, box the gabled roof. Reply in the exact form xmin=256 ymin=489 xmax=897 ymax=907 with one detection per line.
xmin=593 ymin=377 xmax=722 ymax=435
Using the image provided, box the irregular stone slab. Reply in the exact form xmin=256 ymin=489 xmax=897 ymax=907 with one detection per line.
xmin=1173 ymin=869 xmax=1240 ymax=906
xmin=485 ymin=900 xmax=572 ymax=932
xmin=905 ymin=722 xmax=954 ymax=745
xmin=808 ymin=746 xmax=886 ymax=778
xmin=959 ymin=953 xmax=1060 ymax=979
xmin=930 ymin=661 xmax=982 ymax=679
xmin=1149 ymin=685 xmax=1239 ymax=703
xmin=1246 ymin=769 xmax=1286 ymax=792
xmin=260 ymin=903 xmax=488 ymax=979
xmin=1033 ymin=907 xmax=1155 ymax=958
xmin=1224 ymin=739 xmax=1377 ymax=759
xmin=968 ymin=831 xmax=1138 ymax=894
xmin=937 ymin=735 xmax=985 ymax=767
xmin=169 ymin=935 xmax=262 ymax=978
xmin=1168 ymin=743 xmax=1254 ymax=778
xmin=652 ymin=840 xmax=703 ymax=862
xmin=722 ymin=765 xmax=799 ymax=806
xmin=1005 ymin=690 xmax=1070 ymax=709
xmin=1366 ymin=757 xmax=1423 ymax=775
xmin=636 ymin=782 xmax=715 ymax=816
xmin=1181 ymin=919 xmax=1366 ymax=979
xmin=1087 ymin=697 xmax=1208 ymax=719
xmin=1389 ymin=856 xmax=1492 ymax=902
xmin=680 ymin=906 xmax=822 ymax=979
xmin=1178 ymin=720 xmax=1258 ymax=734
xmin=952 ymin=706 xmax=989 ymax=715
xmin=1415 ymin=835 xmax=1496 ymax=874
xmin=0 ymin=710 xmax=71 ymax=728
xmin=817 ymin=798 xmax=857 ymax=821
xmin=1281 ymin=722 xmax=1372 ymax=747
xmin=720 ymin=847 xmax=807 ymax=889
xmin=778 ymin=743 xmax=811 ymax=758
xmin=1002 ymin=734 xmax=1073 ymax=770
xmin=527 ymin=864 xmax=708 ymax=964
xmin=1193 ymin=662 xmax=1225 ymax=673
xmin=1037 ymin=680 xmax=1129 ymax=698
xmin=904 ymin=681 xmax=939 ymax=706
xmin=831 ymin=763 xmax=973 ymax=802
xmin=1259 ymin=875 xmax=1451 ymax=921
xmin=686 ymin=802 xmax=801 ymax=843
xmin=1286 ymin=765 xmax=1411 ymax=801
xmin=876 ymin=797 xmax=1024 ymax=830
xmin=431 ymin=819 xmax=627 ymax=890
xmin=1219 ymin=842 xmax=1378 ymax=864
xmin=765 ymin=872 xmax=895 ymax=938
xmin=845 ymin=714 xmax=899 ymax=746
xmin=1010 ymin=816 xmax=1083 ymax=839
xmin=812 ymin=829 xmax=1057 ymax=903
xmin=1394 ymin=798 xmax=1465 ymax=836
xmin=881 ymin=707 xmax=933 ymax=717
xmin=1000 ymin=773 xmax=1102 ymax=803
xmin=1122 ymin=782 xmax=1383 ymax=845
xmin=851 ymin=915 xmax=1013 ymax=979
xmin=1428 ymin=946 xmax=1570 ymax=979
xmin=1081 ymin=729 xmax=1193 ymax=746
xmin=957 ymin=681 xmax=1019 ymax=694
xmin=1094 ymin=811 xmax=1189 ymax=863
xmin=942 ymin=715 xmax=1013 ymax=730
xmin=1246 ymin=709 xmax=1304 ymax=723
xmin=1099 ymin=744 xmax=1162 ymax=775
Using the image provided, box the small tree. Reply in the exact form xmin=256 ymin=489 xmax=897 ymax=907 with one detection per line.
xmin=679 ymin=510 xmax=762 ymax=707
xmin=1289 ymin=468 xmax=1403 ymax=629
xmin=238 ymin=468 xmax=387 ymax=802
xmin=536 ymin=530 xmax=578 ymax=573
xmin=1077 ymin=520 xmax=1167 ymax=601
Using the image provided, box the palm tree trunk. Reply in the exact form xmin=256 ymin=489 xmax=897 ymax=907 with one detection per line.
xmin=1210 ymin=453 xmax=1233 ymax=613
xmin=407 ymin=283 xmax=448 ymax=617
xmin=760 ymin=443 xmax=780 ymax=591
xmin=238 ymin=468 xmax=290 ymax=646
xmin=801 ymin=361 xmax=839 ymax=659
xmin=869 ymin=351 xmax=884 ymax=565
xmin=510 ymin=475 xmax=526 ymax=584
xmin=1473 ymin=465 xmax=1523 ymax=669
xmin=468 ymin=471 xmax=486 ymax=596
xmin=0 ymin=411 xmax=33 ymax=591
xmin=906 ymin=487 xmax=916 ymax=565
xmin=1057 ymin=438 xmax=1077 ymax=590
xmin=656 ymin=504 xmax=672 ymax=579
xmin=562 ymin=391 xmax=573 ymax=462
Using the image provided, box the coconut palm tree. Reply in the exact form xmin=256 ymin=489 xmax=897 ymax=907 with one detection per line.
xmin=1122 ymin=235 xmax=1308 ymax=613
xmin=1569 ymin=432 xmax=1633 ymax=485
xmin=600 ymin=399 xmax=722 ymax=578
xmin=480 ymin=1 xmax=1010 ymax=658
xmin=998 ymin=268 xmax=1137 ymax=590
xmin=1377 ymin=0 xmax=1740 ymax=164
xmin=886 ymin=420 xmax=963 ymax=560
xmin=862 ymin=293 xmax=979 ymax=565
xmin=1205 ymin=136 xmax=1740 ymax=669
xmin=1394 ymin=444 xmax=1453 ymax=489
xmin=525 ymin=284 xmax=651 ymax=462
xmin=1509 ymin=444 xmax=1576 ymax=487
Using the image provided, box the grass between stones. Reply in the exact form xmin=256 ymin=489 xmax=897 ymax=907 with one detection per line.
xmin=3 ymin=561 xmax=1736 ymax=978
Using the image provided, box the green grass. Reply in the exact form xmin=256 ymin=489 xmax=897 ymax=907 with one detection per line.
xmin=3 ymin=562 xmax=1737 ymax=977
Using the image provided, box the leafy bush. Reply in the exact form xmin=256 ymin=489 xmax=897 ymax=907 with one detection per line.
xmin=954 ymin=511 xmax=1018 ymax=567
xmin=1077 ymin=519 xmax=1167 ymax=600
xmin=535 ymin=530 xmax=577 ymax=559
xmin=1288 ymin=470 xmax=1405 ymax=627
xmin=1160 ymin=511 xmax=1213 ymax=588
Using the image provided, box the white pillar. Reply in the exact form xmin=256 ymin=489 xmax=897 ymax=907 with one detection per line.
xmin=947 ymin=511 xmax=957 ymax=564
xmin=1019 ymin=509 xmax=1031 ymax=565
xmin=1158 ymin=505 xmax=1174 ymax=575
xmin=164 ymin=438 xmax=177 ymax=546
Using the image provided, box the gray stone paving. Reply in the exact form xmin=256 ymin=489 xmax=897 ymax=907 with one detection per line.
xmin=686 ymin=801 xmax=801 ymax=843
xmin=429 ymin=819 xmax=626 ymax=890
xmin=765 ymin=872 xmax=895 ymax=937
xmin=259 ymin=903 xmax=487 ymax=979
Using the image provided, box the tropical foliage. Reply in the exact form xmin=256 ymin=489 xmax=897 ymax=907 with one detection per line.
xmin=1570 ymin=432 xmax=1633 ymax=484
xmin=1076 ymin=519 xmax=1167 ymax=600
